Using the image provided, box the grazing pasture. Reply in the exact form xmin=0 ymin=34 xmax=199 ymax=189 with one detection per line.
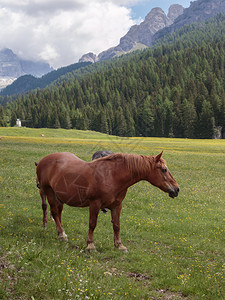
xmin=0 ymin=127 xmax=224 ymax=299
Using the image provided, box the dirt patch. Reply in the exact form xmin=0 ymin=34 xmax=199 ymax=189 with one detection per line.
xmin=128 ymin=272 xmax=151 ymax=281
xmin=156 ymin=289 xmax=188 ymax=299
xmin=0 ymin=252 xmax=18 ymax=297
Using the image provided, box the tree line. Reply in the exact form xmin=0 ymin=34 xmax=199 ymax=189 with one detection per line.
xmin=1 ymin=13 xmax=225 ymax=138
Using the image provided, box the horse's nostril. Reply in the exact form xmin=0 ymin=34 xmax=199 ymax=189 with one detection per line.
xmin=177 ymin=188 xmax=180 ymax=193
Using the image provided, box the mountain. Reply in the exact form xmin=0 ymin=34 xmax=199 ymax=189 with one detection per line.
xmin=79 ymin=53 xmax=98 ymax=64
xmin=1 ymin=4 xmax=183 ymax=94
xmin=153 ymin=0 xmax=225 ymax=41
xmin=3 ymin=0 xmax=225 ymax=98
xmin=0 ymin=61 xmax=91 ymax=97
xmin=80 ymin=0 xmax=225 ymax=63
xmin=0 ymin=48 xmax=53 ymax=90
xmin=79 ymin=4 xmax=184 ymax=63
xmin=2 ymin=12 xmax=225 ymax=137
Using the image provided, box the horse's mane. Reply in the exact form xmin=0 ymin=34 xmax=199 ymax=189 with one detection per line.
xmin=95 ymin=153 xmax=157 ymax=178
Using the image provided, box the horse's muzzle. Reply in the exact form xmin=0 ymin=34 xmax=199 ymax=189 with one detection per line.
xmin=169 ymin=187 xmax=179 ymax=198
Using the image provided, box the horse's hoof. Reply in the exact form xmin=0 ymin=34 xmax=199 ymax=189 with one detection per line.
xmin=58 ymin=232 xmax=68 ymax=241
xmin=86 ymin=243 xmax=96 ymax=252
xmin=119 ymin=246 xmax=128 ymax=253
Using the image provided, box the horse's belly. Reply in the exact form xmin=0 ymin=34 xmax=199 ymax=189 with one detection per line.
xmin=55 ymin=189 xmax=90 ymax=207
xmin=53 ymin=171 xmax=90 ymax=207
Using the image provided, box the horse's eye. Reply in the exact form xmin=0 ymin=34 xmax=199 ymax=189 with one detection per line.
xmin=162 ymin=168 xmax=167 ymax=173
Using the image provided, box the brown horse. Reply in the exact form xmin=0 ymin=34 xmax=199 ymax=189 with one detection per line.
xmin=35 ymin=152 xmax=179 ymax=252
xmin=35 ymin=150 xmax=114 ymax=225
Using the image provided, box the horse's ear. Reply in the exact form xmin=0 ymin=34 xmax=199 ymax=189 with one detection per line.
xmin=155 ymin=151 xmax=163 ymax=163
xmin=35 ymin=162 xmax=38 ymax=166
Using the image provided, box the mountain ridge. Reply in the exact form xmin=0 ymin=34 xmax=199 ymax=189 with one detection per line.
xmin=0 ymin=48 xmax=53 ymax=90
xmin=0 ymin=61 xmax=91 ymax=97
xmin=153 ymin=0 xmax=225 ymax=41
xmin=1 ymin=11 xmax=225 ymax=138
xmin=3 ymin=0 xmax=225 ymax=95
xmin=80 ymin=0 xmax=225 ymax=63
xmin=79 ymin=4 xmax=184 ymax=63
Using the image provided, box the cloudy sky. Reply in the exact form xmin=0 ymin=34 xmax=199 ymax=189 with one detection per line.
xmin=0 ymin=0 xmax=191 ymax=69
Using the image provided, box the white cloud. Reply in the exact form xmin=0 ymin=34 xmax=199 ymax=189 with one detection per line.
xmin=0 ymin=0 xmax=136 ymax=68
xmin=100 ymin=0 xmax=147 ymax=5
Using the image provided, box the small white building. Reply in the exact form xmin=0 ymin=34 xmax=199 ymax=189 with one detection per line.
xmin=16 ymin=119 xmax=21 ymax=127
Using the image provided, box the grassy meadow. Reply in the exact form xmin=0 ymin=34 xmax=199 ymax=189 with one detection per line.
xmin=0 ymin=127 xmax=224 ymax=299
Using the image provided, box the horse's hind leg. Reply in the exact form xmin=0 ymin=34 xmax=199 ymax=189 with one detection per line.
xmin=57 ymin=202 xmax=64 ymax=226
xmin=40 ymin=190 xmax=48 ymax=228
xmin=45 ymin=189 xmax=67 ymax=241
xmin=50 ymin=212 xmax=54 ymax=222
xmin=50 ymin=202 xmax=63 ymax=223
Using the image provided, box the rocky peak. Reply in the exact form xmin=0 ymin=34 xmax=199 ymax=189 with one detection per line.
xmin=0 ymin=48 xmax=53 ymax=90
xmin=0 ymin=48 xmax=17 ymax=59
xmin=153 ymin=0 xmax=225 ymax=41
xmin=79 ymin=4 xmax=184 ymax=63
xmin=0 ymin=48 xmax=22 ymax=77
xmin=168 ymin=4 xmax=184 ymax=22
xmin=143 ymin=7 xmax=172 ymax=37
xmin=145 ymin=7 xmax=166 ymax=20
xmin=79 ymin=52 xmax=98 ymax=63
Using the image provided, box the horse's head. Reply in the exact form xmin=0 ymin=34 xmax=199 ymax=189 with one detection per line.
xmin=148 ymin=152 xmax=179 ymax=198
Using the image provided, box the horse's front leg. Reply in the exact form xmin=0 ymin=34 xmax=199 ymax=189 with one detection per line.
xmin=86 ymin=201 xmax=100 ymax=252
xmin=111 ymin=204 xmax=128 ymax=253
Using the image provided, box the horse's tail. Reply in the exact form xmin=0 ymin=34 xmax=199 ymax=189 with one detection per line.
xmin=35 ymin=162 xmax=40 ymax=188
xmin=36 ymin=180 xmax=40 ymax=189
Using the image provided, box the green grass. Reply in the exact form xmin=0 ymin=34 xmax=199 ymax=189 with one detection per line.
xmin=0 ymin=127 xmax=225 ymax=299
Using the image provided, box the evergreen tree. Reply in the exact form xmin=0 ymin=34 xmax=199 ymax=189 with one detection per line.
xmin=100 ymin=110 xmax=109 ymax=134
xmin=10 ymin=111 xmax=17 ymax=127
xmin=65 ymin=113 xmax=72 ymax=129
xmin=114 ymin=107 xmax=127 ymax=136
xmin=137 ymin=97 xmax=154 ymax=136
xmin=54 ymin=114 xmax=61 ymax=129
xmin=181 ymin=99 xmax=197 ymax=138
xmin=0 ymin=106 xmax=7 ymax=126
xmin=198 ymin=100 xmax=214 ymax=138
xmin=163 ymin=98 xmax=174 ymax=137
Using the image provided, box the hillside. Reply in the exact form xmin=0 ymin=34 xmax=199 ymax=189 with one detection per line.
xmin=1 ymin=13 xmax=225 ymax=139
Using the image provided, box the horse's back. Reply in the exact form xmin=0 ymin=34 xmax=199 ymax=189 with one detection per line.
xmin=39 ymin=152 xmax=80 ymax=162
xmin=36 ymin=152 xmax=86 ymax=186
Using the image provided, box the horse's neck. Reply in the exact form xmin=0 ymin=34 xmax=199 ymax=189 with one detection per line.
xmin=118 ymin=155 xmax=151 ymax=187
